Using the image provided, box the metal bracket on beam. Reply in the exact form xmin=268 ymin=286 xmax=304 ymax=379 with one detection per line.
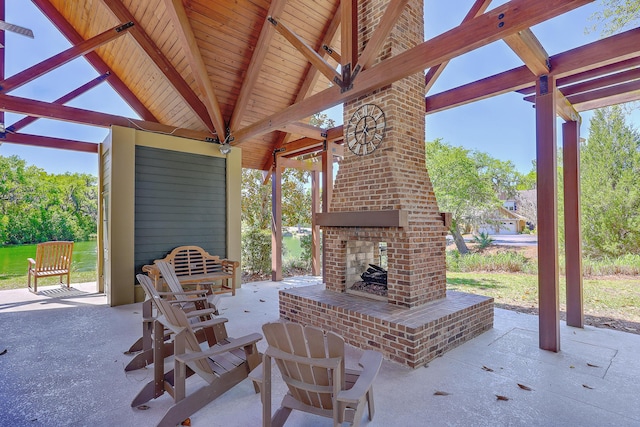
xmin=115 ymin=22 xmax=134 ymax=32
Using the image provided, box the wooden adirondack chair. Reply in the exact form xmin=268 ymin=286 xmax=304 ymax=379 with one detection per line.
xmin=252 ymin=321 xmax=383 ymax=427
xmin=157 ymin=260 xmax=222 ymax=311
xmin=131 ymin=285 xmax=262 ymax=427
xmin=125 ymin=274 xmax=223 ymax=372
xmin=27 ymin=241 xmax=74 ymax=292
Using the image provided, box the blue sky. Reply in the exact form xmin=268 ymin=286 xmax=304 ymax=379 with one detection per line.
xmin=0 ymin=1 xmax=637 ymax=176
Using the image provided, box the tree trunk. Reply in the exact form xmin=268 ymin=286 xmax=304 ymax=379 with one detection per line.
xmin=451 ymin=224 xmax=469 ymax=255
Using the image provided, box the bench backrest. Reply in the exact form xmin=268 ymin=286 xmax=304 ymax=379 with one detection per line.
xmin=166 ymin=246 xmax=223 ymax=276
xmin=34 ymin=241 xmax=74 ymax=272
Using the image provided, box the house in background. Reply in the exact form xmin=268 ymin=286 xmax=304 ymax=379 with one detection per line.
xmin=476 ymin=200 xmax=528 ymax=235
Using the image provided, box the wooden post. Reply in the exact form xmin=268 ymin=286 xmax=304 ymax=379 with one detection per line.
xmin=311 ymin=170 xmax=321 ymax=275
xmin=563 ymin=120 xmax=584 ymax=328
xmin=271 ymin=158 xmax=283 ymax=281
xmin=321 ymin=141 xmax=334 ymax=282
xmin=536 ymin=75 xmax=560 ymax=352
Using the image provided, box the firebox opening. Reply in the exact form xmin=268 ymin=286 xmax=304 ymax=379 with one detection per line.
xmin=346 ymin=240 xmax=388 ymax=300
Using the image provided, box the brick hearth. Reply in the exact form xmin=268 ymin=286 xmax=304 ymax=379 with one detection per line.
xmin=280 ymin=286 xmax=494 ymax=368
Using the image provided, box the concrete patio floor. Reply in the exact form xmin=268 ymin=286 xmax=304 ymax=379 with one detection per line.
xmin=1 ymin=277 xmax=639 ymax=426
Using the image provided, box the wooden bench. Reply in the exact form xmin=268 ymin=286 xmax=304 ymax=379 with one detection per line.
xmin=142 ymin=245 xmax=239 ymax=296
xmin=27 ymin=241 xmax=74 ymax=293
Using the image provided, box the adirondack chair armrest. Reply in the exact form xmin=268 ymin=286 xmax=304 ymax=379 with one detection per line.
xmin=337 ymin=350 xmax=383 ymax=405
xmin=248 ymin=361 xmax=264 ymax=386
xmin=185 ymin=307 xmax=223 ymax=319
xmin=175 ymin=333 xmax=263 ymax=364
xmin=189 ymin=317 xmax=229 ymax=330
xmin=157 ymin=290 xmax=207 ymax=298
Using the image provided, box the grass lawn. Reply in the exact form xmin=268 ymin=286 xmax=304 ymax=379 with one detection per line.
xmin=0 ymin=270 xmax=99 ymax=291
xmin=447 ymin=271 xmax=640 ymax=330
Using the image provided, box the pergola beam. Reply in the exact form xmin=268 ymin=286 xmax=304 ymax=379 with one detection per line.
xmin=101 ymin=0 xmax=215 ymax=133
xmin=2 ymin=132 xmax=99 ymax=153
xmin=0 ymin=23 xmax=132 ymax=93
xmin=0 ymin=93 xmax=212 ymax=141
xmin=30 ymin=0 xmax=156 ymax=121
xmin=276 ymin=122 xmax=327 ymax=140
xmin=234 ymin=0 xmax=592 ymax=145
xmin=7 ymin=73 xmax=110 ymax=132
xmin=163 ymin=0 xmax=226 ymax=140
xmin=503 ymin=28 xmax=550 ymax=75
xmin=426 ymin=26 xmax=640 ymax=115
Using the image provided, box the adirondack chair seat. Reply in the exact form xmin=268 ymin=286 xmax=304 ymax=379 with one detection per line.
xmin=142 ymin=245 xmax=239 ymax=296
xmin=27 ymin=241 xmax=74 ymax=293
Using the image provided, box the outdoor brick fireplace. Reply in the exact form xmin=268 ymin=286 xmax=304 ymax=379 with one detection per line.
xmin=279 ymin=0 xmax=493 ymax=368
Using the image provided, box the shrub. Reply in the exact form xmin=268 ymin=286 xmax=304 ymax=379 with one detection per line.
xmin=473 ymin=232 xmax=494 ymax=249
xmin=447 ymin=250 xmax=534 ymax=273
xmin=241 ymin=228 xmax=271 ymax=275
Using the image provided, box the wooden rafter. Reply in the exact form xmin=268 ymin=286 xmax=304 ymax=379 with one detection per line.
xmin=503 ymin=29 xmax=550 ymax=75
xmin=2 ymin=132 xmax=99 ymax=153
xmin=357 ymin=0 xmax=412 ymax=71
xmin=7 ymin=73 xmax=110 ymax=132
xmin=276 ymin=156 xmax=322 ymax=171
xmin=341 ymin=0 xmax=358 ymax=69
xmin=101 ymin=0 xmax=215 ymax=133
xmin=30 ymin=0 xmax=156 ymax=122
xmin=163 ymin=0 xmax=226 ymax=140
xmin=276 ymin=122 xmax=326 ymax=140
xmin=556 ymin=91 xmax=581 ymax=122
xmin=569 ymin=79 xmax=640 ymax=111
xmin=322 ymin=45 xmax=342 ymax=63
xmin=0 ymin=93 xmax=212 ymax=141
xmin=0 ymin=22 xmax=132 ymax=93
xmin=234 ymin=0 xmax=592 ymax=145
xmin=424 ymin=0 xmax=492 ymax=93
xmin=269 ymin=17 xmax=341 ymax=86
xmin=229 ymin=0 xmax=287 ymax=132
xmin=426 ymin=26 xmax=640 ymax=115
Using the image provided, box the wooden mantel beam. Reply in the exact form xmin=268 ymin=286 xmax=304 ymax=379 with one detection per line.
xmin=101 ymin=0 xmax=215 ymax=133
xmin=233 ymin=0 xmax=592 ymax=145
xmin=31 ymin=0 xmax=156 ymax=122
xmin=0 ymin=22 xmax=132 ymax=93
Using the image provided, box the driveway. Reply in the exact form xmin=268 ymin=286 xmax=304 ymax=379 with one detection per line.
xmin=488 ymin=234 xmax=537 ymax=246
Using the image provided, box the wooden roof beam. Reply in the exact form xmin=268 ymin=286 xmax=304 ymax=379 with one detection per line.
xmin=357 ymin=0 xmax=412 ymax=71
xmin=269 ymin=17 xmax=341 ymax=86
xmin=229 ymin=0 xmax=288 ymax=132
xmin=556 ymin=91 xmax=581 ymax=122
xmin=570 ymin=79 xmax=640 ymax=111
xmin=163 ymin=0 xmax=226 ymax=140
xmin=101 ymin=0 xmax=215 ymax=133
xmin=503 ymin=28 xmax=550 ymax=75
xmin=7 ymin=73 xmax=110 ymax=132
xmin=341 ymin=0 xmax=358 ymax=70
xmin=0 ymin=93 xmax=213 ymax=141
xmin=276 ymin=156 xmax=322 ymax=171
xmin=2 ymin=132 xmax=99 ymax=153
xmin=426 ymin=26 xmax=640 ymax=115
xmin=31 ymin=0 xmax=156 ymax=122
xmin=276 ymin=122 xmax=327 ymax=140
xmin=425 ymin=0 xmax=493 ymax=93
xmin=518 ymin=57 xmax=640 ymax=95
xmin=0 ymin=22 xmax=132 ymax=93
xmin=322 ymin=44 xmax=342 ymax=64
xmin=234 ymin=0 xmax=592 ymax=145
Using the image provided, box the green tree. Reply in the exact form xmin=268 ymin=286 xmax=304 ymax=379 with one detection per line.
xmin=581 ymin=106 xmax=640 ymax=257
xmin=425 ymin=139 xmax=504 ymax=254
xmin=588 ymin=0 xmax=640 ymax=35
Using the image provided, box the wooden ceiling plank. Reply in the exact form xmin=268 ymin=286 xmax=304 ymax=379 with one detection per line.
xmin=357 ymin=0 xmax=412 ymax=71
xmin=235 ymin=0 xmax=591 ymax=145
xmin=0 ymin=22 xmax=132 ymax=93
xmin=503 ymin=28 xmax=550 ymax=75
xmin=163 ymin=0 xmax=226 ymax=140
xmin=427 ymin=25 xmax=640 ymax=114
xmin=425 ymin=0 xmax=493 ymax=93
xmin=0 ymin=93 xmax=213 ymax=141
xmin=270 ymin=17 xmax=341 ymax=85
xmin=3 ymin=132 xmax=99 ymax=153
xmin=7 ymin=72 xmax=110 ymax=132
xmin=31 ymin=0 xmax=156 ymax=122
xmin=229 ymin=0 xmax=287 ymax=132
xmin=101 ymin=0 xmax=215 ymax=133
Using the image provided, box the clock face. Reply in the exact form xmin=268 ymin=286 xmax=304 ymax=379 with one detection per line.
xmin=346 ymin=103 xmax=386 ymax=156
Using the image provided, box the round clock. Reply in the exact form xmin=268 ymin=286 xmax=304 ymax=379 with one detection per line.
xmin=345 ymin=103 xmax=386 ymax=156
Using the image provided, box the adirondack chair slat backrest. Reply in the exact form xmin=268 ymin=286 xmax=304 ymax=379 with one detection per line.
xmin=263 ymin=322 xmax=345 ymax=411
xmin=156 ymin=261 xmax=191 ymax=304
